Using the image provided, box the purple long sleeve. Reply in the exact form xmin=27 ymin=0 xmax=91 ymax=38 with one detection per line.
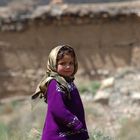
xmin=41 ymin=80 xmax=89 ymax=140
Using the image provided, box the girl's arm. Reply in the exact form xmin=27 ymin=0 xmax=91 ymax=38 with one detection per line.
xmin=46 ymin=80 xmax=83 ymax=131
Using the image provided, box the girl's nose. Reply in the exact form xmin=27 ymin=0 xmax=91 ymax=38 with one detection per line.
xmin=65 ymin=65 xmax=70 ymax=69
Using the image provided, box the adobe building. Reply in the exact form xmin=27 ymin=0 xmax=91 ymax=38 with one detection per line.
xmin=0 ymin=1 xmax=140 ymax=98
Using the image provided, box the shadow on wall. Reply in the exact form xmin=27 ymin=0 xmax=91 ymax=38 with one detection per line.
xmin=77 ymin=42 xmax=133 ymax=80
xmin=0 ymin=41 xmax=13 ymax=98
xmin=74 ymin=20 xmax=136 ymax=79
xmin=0 ymin=15 xmax=139 ymax=98
xmin=0 ymin=32 xmax=51 ymax=99
xmin=0 ymin=38 xmax=134 ymax=98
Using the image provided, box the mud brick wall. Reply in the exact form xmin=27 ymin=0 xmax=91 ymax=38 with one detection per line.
xmin=0 ymin=2 xmax=140 ymax=98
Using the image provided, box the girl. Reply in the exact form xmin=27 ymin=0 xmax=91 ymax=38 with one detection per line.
xmin=32 ymin=45 xmax=89 ymax=140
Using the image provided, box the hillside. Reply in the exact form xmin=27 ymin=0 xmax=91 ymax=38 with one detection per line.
xmin=0 ymin=67 xmax=140 ymax=140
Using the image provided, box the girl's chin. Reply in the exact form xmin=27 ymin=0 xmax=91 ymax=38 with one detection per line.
xmin=63 ymin=74 xmax=71 ymax=77
xmin=58 ymin=71 xmax=73 ymax=77
xmin=62 ymin=73 xmax=72 ymax=77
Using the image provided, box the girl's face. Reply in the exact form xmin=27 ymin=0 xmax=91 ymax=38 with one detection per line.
xmin=57 ymin=54 xmax=74 ymax=77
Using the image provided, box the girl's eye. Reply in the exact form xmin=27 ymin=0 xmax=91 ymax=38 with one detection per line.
xmin=59 ymin=62 xmax=66 ymax=66
xmin=69 ymin=62 xmax=74 ymax=65
xmin=58 ymin=61 xmax=74 ymax=67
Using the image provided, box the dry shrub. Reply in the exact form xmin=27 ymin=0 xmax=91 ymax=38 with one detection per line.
xmin=118 ymin=118 xmax=140 ymax=140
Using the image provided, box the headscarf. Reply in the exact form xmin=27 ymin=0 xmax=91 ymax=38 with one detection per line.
xmin=31 ymin=45 xmax=78 ymax=105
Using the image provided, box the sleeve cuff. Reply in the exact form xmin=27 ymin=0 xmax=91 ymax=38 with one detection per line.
xmin=66 ymin=116 xmax=83 ymax=131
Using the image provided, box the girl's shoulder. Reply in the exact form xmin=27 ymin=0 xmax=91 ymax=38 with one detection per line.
xmin=48 ymin=79 xmax=65 ymax=93
xmin=49 ymin=78 xmax=57 ymax=84
xmin=48 ymin=79 xmax=58 ymax=88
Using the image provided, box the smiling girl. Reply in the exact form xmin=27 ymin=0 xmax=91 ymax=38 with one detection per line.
xmin=32 ymin=45 xmax=89 ymax=140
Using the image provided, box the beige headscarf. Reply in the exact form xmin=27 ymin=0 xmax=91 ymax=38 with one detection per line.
xmin=31 ymin=45 xmax=78 ymax=104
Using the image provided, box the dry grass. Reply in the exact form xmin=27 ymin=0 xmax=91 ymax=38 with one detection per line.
xmin=118 ymin=118 xmax=140 ymax=140
xmin=0 ymin=99 xmax=45 ymax=140
xmin=0 ymin=83 xmax=140 ymax=140
xmin=0 ymin=97 xmax=114 ymax=140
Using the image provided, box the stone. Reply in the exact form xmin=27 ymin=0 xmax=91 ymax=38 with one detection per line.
xmin=100 ymin=77 xmax=115 ymax=89
xmin=93 ymin=90 xmax=110 ymax=105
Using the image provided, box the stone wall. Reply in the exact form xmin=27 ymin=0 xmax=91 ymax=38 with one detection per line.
xmin=1 ymin=2 xmax=140 ymax=98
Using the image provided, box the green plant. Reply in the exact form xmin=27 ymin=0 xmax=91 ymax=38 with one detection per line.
xmin=0 ymin=122 xmax=8 ymax=140
xmin=89 ymin=81 xmax=101 ymax=95
xmin=89 ymin=129 xmax=114 ymax=140
xmin=78 ymin=80 xmax=100 ymax=95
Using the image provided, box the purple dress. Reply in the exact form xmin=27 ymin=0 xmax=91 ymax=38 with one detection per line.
xmin=41 ymin=79 xmax=89 ymax=140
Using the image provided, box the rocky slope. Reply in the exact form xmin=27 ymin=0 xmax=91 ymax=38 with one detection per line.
xmin=0 ymin=67 xmax=140 ymax=139
xmin=82 ymin=67 xmax=140 ymax=137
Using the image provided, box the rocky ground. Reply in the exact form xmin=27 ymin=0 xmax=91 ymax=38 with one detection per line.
xmin=81 ymin=67 xmax=140 ymax=138
xmin=0 ymin=67 xmax=140 ymax=139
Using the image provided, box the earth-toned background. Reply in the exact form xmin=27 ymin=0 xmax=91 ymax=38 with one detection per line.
xmin=0 ymin=1 xmax=140 ymax=140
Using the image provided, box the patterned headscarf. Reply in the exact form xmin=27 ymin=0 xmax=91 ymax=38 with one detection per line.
xmin=31 ymin=45 xmax=78 ymax=103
